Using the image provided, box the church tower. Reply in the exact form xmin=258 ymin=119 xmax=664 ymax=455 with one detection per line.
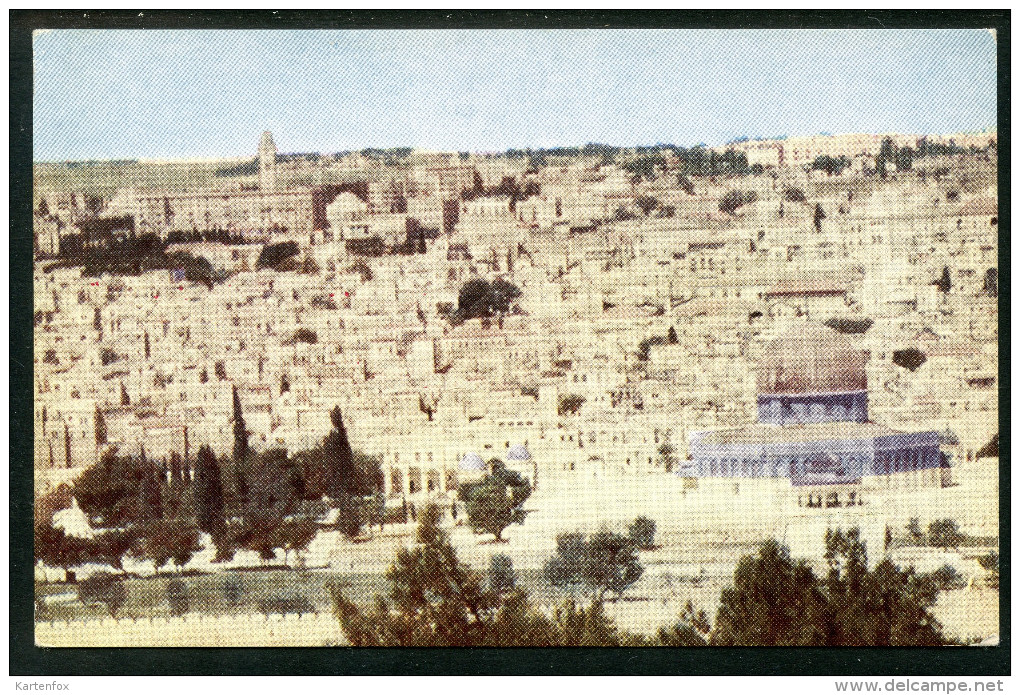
xmin=258 ymin=131 xmax=277 ymax=191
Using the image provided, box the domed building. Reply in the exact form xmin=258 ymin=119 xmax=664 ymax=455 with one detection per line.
xmin=680 ymin=323 xmax=947 ymax=506
xmin=756 ymin=323 xmax=868 ymax=426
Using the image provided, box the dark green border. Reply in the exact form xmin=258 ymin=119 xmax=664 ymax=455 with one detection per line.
xmin=10 ymin=9 xmax=1010 ymax=676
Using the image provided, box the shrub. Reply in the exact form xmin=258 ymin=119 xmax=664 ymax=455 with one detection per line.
xmin=544 ymin=530 xmax=644 ymax=601
xmin=892 ymin=348 xmax=927 ymax=372
xmin=927 ymin=519 xmax=963 ymax=551
xmin=558 ymin=394 xmax=586 ymax=416
xmin=284 ymin=328 xmax=318 ymax=345
xmin=258 ymin=595 xmax=316 ymax=615
xmin=78 ymin=572 xmax=127 ymax=617
xmin=783 ymin=187 xmax=807 ymax=202
xmin=489 ymin=554 xmax=517 ymax=594
xmin=220 ymin=575 xmax=244 ymax=607
xmin=256 ymin=241 xmax=300 ymax=270
xmin=166 ymin=578 xmax=189 ymax=616
xmin=719 ymin=190 xmax=757 ymax=214
xmin=824 ymin=317 xmax=873 ymax=334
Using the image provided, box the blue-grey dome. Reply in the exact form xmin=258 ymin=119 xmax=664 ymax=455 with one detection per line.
xmin=458 ymin=452 xmax=486 ymax=471
xmin=506 ymin=444 xmax=532 ymax=461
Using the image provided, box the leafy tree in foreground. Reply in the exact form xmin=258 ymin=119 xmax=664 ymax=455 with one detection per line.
xmin=711 ymin=538 xmax=826 ymax=645
xmin=35 ymin=523 xmax=90 ymax=582
xmin=821 ymin=528 xmax=946 ymax=646
xmin=274 ymin=519 xmax=318 ymax=567
xmin=331 ymin=505 xmax=500 ymax=646
xmin=459 ymin=462 xmax=532 ymax=541
xmin=710 ymin=531 xmax=947 ymax=646
xmin=656 ymin=601 xmax=711 ymax=646
xmin=332 ymin=505 xmax=644 ymax=646
xmin=73 ymin=449 xmax=148 ymax=526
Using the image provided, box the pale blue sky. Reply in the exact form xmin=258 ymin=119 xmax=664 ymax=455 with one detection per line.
xmin=33 ymin=29 xmax=997 ymax=161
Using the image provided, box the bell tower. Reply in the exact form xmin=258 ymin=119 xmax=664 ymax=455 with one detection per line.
xmin=258 ymin=131 xmax=277 ymax=191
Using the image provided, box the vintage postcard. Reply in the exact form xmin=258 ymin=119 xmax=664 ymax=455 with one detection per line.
xmin=30 ymin=24 xmax=1000 ymax=650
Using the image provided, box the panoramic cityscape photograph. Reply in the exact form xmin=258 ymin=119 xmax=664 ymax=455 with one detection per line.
xmin=28 ymin=25 xmax=1000 ymax=650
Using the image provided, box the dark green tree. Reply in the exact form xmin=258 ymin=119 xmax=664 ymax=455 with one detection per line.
xmin=821 ymin=528 xmax=945 ymax=646
xmin=892 ymin=348 xmax=927 ymax=372
xmin=927 ymin=519 xmax=963 ymax=551
xmin=273 ymin=519 xmax=318 ymax=567
xmin=634 ymin=195 xmax=660 ymax=216
xmin=976 ymin=434 xmax=998 ymax=459
xmin=488 ymin=553 xmax=517 ymax=594
xmin=711 ymin=539 xmax=826 ymax=645
xmin=711 ymin=533 xmax=947 ymax=646
xmin=934 ymin=266 xmax=952 ymax=293
xmin=324 ymin=406 xmax=355 ymax=498
xmin=132 ymin=519 xmax=202 ymax=573
xmin=94 ymin=406 xmax=107 ymax=446
xmin=231 ymin=385 xmax=249 ymax=468
xmin=332 ymin=506 xmax=642 ymax=646
xmin=331 ymin=505 xmax=501 ymax=646
xmin=34 ymin=523 xmax=90 ymax=582
xmin=628 ymin=516 xmax=657 ymax=550
xmin=656 ymin=601 xmax=711 ymax=646
xmin=784 ymin=187 xmax=807 ymax=202
xmin=814 ymin=203 xmax=827 ymax=232
xmin=460 ymin=462 xmax=532 ymax=541
xmin=194 ymin=445 xmax=225 ymax=535
xmin=92 ymin=528 xmax=141 ymax=571
xmin=544 ymin=530 xmax=644 ymax=601
xmin=984 ymin=268 xmax=997 ymax=297
xmin=74 ymin=450 xmax=149 ymax=526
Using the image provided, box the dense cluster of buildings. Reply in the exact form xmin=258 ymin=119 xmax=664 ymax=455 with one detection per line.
xmin=34 ymin=131 xmax=998 ymax=524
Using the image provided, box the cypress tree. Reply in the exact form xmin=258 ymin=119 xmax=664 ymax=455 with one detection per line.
xmin=232 ymin=386 xmax=250 ymax=505
xmin=194 ymin=445 xmax=225 ymax=534
xmin=325 ymin=406 xmax=355 ymax=498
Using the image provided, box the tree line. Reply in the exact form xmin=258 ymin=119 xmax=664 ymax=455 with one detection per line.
xmin=333 ymin=509 xmax=962 ymax=646
xmin=35 ymin=398 xmax=384 ymax=577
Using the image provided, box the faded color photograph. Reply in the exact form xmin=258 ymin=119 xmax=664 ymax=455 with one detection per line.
xmin=32 ymin=28 xmax=999 ymax=647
